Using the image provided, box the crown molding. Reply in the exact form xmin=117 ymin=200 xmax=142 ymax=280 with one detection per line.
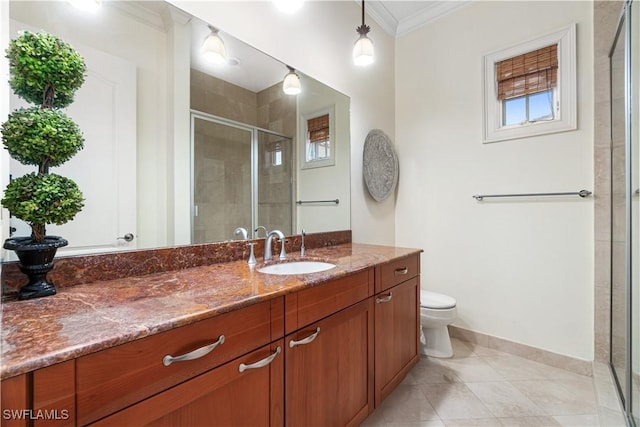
xmin=362 ymin=1 xmax=473 ymax=38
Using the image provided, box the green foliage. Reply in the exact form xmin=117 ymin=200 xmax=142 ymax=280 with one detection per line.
xmin=1 ymin=173 xmax=84 ymax=227
xmin=1 ymin=31 xmax=86 ymax=242
xmin=2 ymin=107 xmax=84 ymax=167
xmin=6 ymin=31 xmax=86 ymax=108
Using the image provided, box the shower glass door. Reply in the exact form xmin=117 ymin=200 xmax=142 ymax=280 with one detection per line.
xmin=611 ymin=1 xmax=639 ymax=424
xmin=631 ymin=1 xmax=639 ymax=423
xmin=191 ymin=112 xmax=294 ymax=243
xmin=610 ymin=7 xmax=627 ymax=409
xmin=192 ymin=115 xmax=252 ymax=243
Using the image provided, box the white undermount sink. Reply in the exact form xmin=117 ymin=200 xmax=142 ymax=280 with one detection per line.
xmin=257 ymin=261 xmax=336 ymax=275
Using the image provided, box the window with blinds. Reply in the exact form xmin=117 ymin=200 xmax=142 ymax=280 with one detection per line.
xmin=496 ymin=44 xmax=558 ymax=126
xmin=482 ymin=24 xmax=576 ymax=143
xmin=496 ymin=44 xmax=558 ymax=101
xmin=306 ymin=113 xmax=330 ymax=162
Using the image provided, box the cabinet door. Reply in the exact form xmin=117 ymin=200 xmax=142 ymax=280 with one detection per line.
xmin=285 ymin=299 xmax=374 ymax=427
xmin=374 ymin=276 xmax=420 ymax=406
xmin=90 ymin=341 xmax=283 ymax=427
xmin=1 ymin=374 xmax=28 ymax=427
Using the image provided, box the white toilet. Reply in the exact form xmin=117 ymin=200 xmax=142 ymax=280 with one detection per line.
xmin=420 ymin=290 xmax=457 ymax=358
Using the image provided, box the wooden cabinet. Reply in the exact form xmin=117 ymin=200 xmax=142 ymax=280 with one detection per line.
xmin=376 ymin=254 xmax=420 ymax=294
xmin=285 ymin=299 xmax=374 ymax=427
xmin=374 ymin=254 xmax=420 ymax=406
xmin=1 ymin=373 xmax=28 ymax=427
xmin=77 ymin=299 xmax=275 ymax=425
xmin=1 ymin=252 xmax=422 ymax=427
xmin=90 ymin=341 xmax=284 ymax=426
xmin=1 ymin=360 xmax=75 ymax=427
xmin=374 ymin=277 xmax=420 ymax=405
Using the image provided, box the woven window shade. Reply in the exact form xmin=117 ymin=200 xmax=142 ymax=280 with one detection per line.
xmin=307 ymin=114 xmax=330 ymax=143
xmin=496 ymin=44 xmax=558 ymax=100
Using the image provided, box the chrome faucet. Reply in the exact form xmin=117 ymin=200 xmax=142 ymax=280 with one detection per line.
xmin=234 ymin=227 xmax=248 ymax=240
xmin=264 ymin=230 xmax=286 ymax=261
xmin=300 ymin=229 xmax=306 ymax=257
xmin=254 ymin=226 xmax=268 ymax=238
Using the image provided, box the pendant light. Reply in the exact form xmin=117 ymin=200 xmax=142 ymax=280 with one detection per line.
xmin=282 ymin=66 xmax=302 ymax=95
xmin=353 ymin=0 xmax=374 ymax=66
xmin=201 ymin=26 xmax=227 ymax=65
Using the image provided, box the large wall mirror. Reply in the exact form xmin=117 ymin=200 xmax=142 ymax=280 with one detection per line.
xmin=4 ymin=0 xmax=351 ymax=257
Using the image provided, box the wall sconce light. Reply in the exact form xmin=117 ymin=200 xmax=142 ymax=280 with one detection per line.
xmin=201 ymin=26 xmax=227 ymax=65
xmin=353 ymin=0 xmax=374 ymax=66
xmin=282 ymin=66 xmax=302 ymax=95
xmin=67 ymin=0 xmax=102 ymax=13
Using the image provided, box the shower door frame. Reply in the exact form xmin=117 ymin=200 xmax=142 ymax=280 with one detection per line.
xmin=190 ymin=110 xmax=294 ymax=242
xmin=610 ymin=1 xmax=637 ymax=425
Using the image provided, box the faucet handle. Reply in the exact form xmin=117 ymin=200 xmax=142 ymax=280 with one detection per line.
xmin=278 ymin=238 xmax=287 ymax=260
xmin=247 ymin=243 xmax=256 ymax=265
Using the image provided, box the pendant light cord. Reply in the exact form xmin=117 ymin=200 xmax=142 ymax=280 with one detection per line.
xmin=357 ymin=0 xmax=370 ymax=36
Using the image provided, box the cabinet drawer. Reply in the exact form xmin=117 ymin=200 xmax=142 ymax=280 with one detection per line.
xmin=77 ymin=300 xmax=274 ymax=426
xmin=376 ymin=254 xmax=419 ymax=293
xmin=285 ymin=270 xmax=373 ymax=334
xmin=89 ymin=341 xmax=284 ymax=427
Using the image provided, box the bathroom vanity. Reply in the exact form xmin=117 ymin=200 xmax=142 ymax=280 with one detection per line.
xmin=0 ymin=242 xmax=421 ymax=427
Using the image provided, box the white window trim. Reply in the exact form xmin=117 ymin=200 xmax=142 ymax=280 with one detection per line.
xmin=300 ymin=106 xmax=335 ymax=169
xmin=482 ymin=23 xmax=577 ymax=143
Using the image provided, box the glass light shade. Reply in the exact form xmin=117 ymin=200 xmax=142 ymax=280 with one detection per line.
xmin=282 ymin=71 xmax=302 ymax=95
xmin=353 ymin=35 xmax=374 ymax=66
xmin=201 ymin=33 xmax=227 ymax=65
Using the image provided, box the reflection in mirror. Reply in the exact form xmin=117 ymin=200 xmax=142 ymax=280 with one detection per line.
xmin=5 ymin=0 xmax=350 ymax=257
xmin=631 ymin=1 xmax=639 ymax=423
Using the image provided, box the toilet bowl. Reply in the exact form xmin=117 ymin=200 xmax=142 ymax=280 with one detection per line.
xmin=420 ymin=290 xmax=457 ymax=358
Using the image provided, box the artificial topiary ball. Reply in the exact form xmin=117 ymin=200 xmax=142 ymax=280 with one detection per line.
xmin=1 ymin=173 xmax=84 ymax=227
xmin=6 ymin=31 xmax=86 ymax=108
xmin=1 ymin=107 xmax=84 ymax=167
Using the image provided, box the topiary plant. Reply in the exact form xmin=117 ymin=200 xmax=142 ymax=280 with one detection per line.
xmin=1 ymin=30 xmax=86 ymax=245
xmin=7 ymin=31 xmax=85 ymax=108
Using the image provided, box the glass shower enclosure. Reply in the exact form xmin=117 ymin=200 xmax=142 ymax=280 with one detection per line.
xmin=610 ymin=1 xmax=639 ymax=425
xmin=191 ymin=112 xmax=294 ymax=243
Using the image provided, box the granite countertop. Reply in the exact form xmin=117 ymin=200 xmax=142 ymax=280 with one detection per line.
xmin=1 ymin=243 xmax=421 ymax=380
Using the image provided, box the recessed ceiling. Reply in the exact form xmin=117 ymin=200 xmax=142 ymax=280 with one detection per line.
xmin=364 ymin=1 xmax=472 ymax=37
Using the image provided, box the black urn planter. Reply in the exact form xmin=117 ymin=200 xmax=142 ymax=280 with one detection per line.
xmin=4 ymin=236 xmax=68 ymax=300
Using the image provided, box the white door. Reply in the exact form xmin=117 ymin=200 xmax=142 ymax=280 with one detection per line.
xmin=8 ymin=20 xmax=137 ymax=256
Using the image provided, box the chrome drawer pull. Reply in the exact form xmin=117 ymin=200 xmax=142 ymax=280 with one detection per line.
xmin=394 ymin=267 xmax=409 ymax=276
xmin=162 ymin=335 xmax=225 ymax=366
xmin=376 ymin=292 xmax=393 ymax=303
xmin=289 ymin=327 xmax=320 ymax=348
xmin=238 ymin=346 xmax=281 ymax=373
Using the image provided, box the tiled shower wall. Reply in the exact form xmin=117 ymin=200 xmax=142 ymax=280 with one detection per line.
xmin=189 ymin=70 xmax=296 ymax=241
xmin=594 ymin=1 xmax=625 ymax=363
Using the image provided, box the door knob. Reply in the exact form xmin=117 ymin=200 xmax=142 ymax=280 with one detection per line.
xmin=117 ymin=233 xmax=134 ymax=242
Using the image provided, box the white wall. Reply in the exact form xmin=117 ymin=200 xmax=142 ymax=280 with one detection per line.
xmin=297 ymin=75 xmax=351 ymax=233
xmin=395 ymin=1 xmax=594 ymax=360
xmin=170 ymin=0 xmax=397 ymax=245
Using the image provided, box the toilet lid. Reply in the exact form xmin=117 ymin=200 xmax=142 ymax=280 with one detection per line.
xmin=420 ymin=290 xmax=456 ymax=309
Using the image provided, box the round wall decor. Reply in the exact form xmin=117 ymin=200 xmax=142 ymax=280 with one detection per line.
xmin=363 ymin=129 xmax=398 ymax=202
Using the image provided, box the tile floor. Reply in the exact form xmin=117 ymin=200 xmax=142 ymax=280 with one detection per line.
xmin=361 ymin=338 xmax=627 ymax=427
